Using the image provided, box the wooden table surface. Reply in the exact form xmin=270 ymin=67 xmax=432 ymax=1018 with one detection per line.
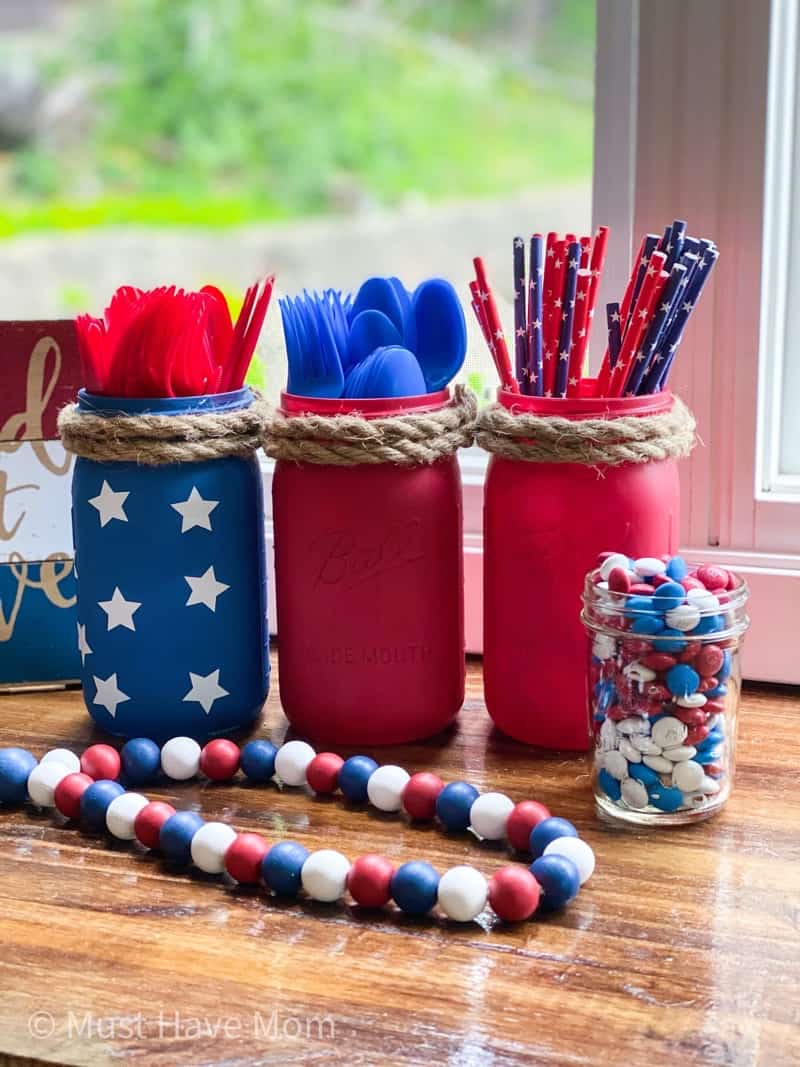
xmin=0 ymin=654 xmax=798 ymax=1067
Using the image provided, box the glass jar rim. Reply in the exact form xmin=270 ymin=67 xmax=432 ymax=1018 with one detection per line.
xmin=581 ymin=567 xmax=750 ymax=643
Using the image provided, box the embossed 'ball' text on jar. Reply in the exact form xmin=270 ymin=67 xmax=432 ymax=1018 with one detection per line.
xmin=582 ymin=569 xmax=749 ymax=825
xmin=268 ymin=389 xmax=472 ymax=746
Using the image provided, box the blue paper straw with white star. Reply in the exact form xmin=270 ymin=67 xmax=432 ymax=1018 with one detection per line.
xmin=626 ymin=263 xmax=686 ymax=395
xmin=666 ymin=219 xmax=687 ymax=270
xmin=555 ymin=240 xmax=581 ymax=397
xmin=527 ymin=233 xmax=544 ymax=395
xmin=642 ymin=245 xmax=719 ymax=392
xmin=606 ymin=302 xmax=622 ymax=369
xmin=625 ymin=233 xmax=659 ymax=334
xmin=513 ymin=236 xmax=527 ymax=391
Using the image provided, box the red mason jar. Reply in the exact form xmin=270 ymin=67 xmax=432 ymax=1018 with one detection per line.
xmin=483 ymin=388 xmax=682 ymax=751
xmin=272 ymin=390 xmax=465 ymax=745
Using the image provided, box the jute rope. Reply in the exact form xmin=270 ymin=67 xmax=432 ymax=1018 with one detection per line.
xmin=261 ymin=384 xmax=477 ymax=467
xmin=474 ymin=394 xmax=696 ymax=466
xmin=58 ymin=391 xmax=269 ymax=465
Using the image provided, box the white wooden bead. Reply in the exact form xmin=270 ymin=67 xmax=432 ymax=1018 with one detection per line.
xmin=651 ymin=716 xmax=687 ymax=749
xmin=41 ymin=748 xmax=81 ymax=774
xmin=592 ymin=633 xmax=617 ymax=660
xmin=160 ymin=737 xmax=201 ymax=780
xmin=634 ymin=556 xmax=667 ymax=577
xmin=366 ymin=765 xmax=410 ymax=812
xmin=631 ymin=734 xmax=661 ymax=755
xmin=469 ymin=792 xmax=514 ymax=840
xmin=543 ymin=836 xmax=596 ymax=884
xmin=190 ymin=821 xmax=237 ymax=873
xmin=617 ymin=717 xmax=650 ymax=736
xmin=301 ymin=849 xmax=351 ymax=902
xmin=676 ymin=693 xmax=707 ymax=708
xmin=620 ymin=778 xmax=650 ymax=809
xmin=598 ymin=718 xmax=618 ymax=752
xmin=643 ymin=754 xmax=675 ymax=773
xmin=618 ymin=739 xmax=643 ymax=764
xmin=105 ymin=792 xmax=149 ymax=839
xmin=662 ymin=745 xmax=697 ymax=762
xmin=686 ymin=588 xmax=721 ymax=612
xmin=275 ymin=740 xmax=316 ymax=787
xmin=437 ymin=865 xmax=488 ymax=922
xmin=27 ymin=761 xmax=69 ymax=807
xmin=603 ymin=751 xmax=629 ymax=779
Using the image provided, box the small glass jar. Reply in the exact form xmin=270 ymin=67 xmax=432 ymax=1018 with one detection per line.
xmin=581 ymin=564 xmax=749 ymax=825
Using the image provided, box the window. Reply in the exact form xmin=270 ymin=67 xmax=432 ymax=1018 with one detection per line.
xmin=594 ymin=0 xmax=800 ymax=682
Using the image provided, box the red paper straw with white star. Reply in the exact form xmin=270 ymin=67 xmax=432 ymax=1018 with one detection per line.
xmin=597 ymin=231 xmax=649 ymax=394
xmin=607 ymin=251 xmax=668 ymax=396
xmin=472 ymin=259 xmax=519 ymax=393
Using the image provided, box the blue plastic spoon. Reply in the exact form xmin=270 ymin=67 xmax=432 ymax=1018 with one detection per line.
xmin=344 ymin=345 xmax=427 ymax=399
xmin=411 ymin=278 xmax=467 ymax=391
xmin=349 ymin=276 xmax=406 ymax=335
xmin=347 ymin=309 xmax=402 ymax=367
xmin=388 ymin=276 xmax=417 ymax=351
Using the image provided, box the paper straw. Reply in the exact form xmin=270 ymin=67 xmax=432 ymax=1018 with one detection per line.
xmin=527 ymin=234 xmax=544 ymax=396
xmin=567 ymin=269 xmax=592 ymax=395
xmin=666 ymin=219 xmax=687 ymax=270
xmin=513 ymin=236 xmax=527 ymax=391
xmin=606 ymin=302 xmax=622 ymax=369
xmin=648 ymin=245 xmax=720 ymax=391
xmin=597 ymin=231 xmax=648 ymax=393
xmin=472 ymin=259 xmax=519 ymax=393
xmin=608 ymin=250 xmax=667 ymax=396
xmin=623 ymin=233 xmax=660 ymax=335
xmin=555 ymin=240 xmax=581 ymax=397
xmin=625 ymin=263 xmax=686 ymax=395
xmin=572 ymin=224 xmax=610 ymax=388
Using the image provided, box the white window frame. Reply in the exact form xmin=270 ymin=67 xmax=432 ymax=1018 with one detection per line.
xmin=263 ymin=0 xmax=800 ymax=680
xmin=594 ymin=0 xmax=800 ymax=683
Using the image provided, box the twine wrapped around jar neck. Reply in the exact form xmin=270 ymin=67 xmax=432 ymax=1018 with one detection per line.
xmin=475 ymin=395 xmax=696 ymax=466
xmin=58 ymin=391 xmax=270 ymax=465
xmin=261 ymin=384 xmax=477 ymax=467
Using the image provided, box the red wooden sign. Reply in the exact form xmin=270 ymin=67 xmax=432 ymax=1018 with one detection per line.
xmin=0 ymin=320 xmax=82 ymax=443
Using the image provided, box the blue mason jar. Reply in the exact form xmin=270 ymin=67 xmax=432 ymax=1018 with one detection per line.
xmin=70 ymin=388 xmax=269 ymax=740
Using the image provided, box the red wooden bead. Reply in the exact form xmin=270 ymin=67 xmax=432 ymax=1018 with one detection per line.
xmin=199 ymin=738 xmax=240 ymax=781
xmin=307 ymin=752 xmax=345 ymax=794
xmin=402 ymin=772 xmax=445 ymax=820
xmin=704 ymin=699 xmax=727 ymax=715
xmin=725 ymin=569 xmax=738 ymax=590
xmin=629 ymin=582 xmax=654 ymax=595
xmin=696 ymin=564 xmax=729 ymax=590
xmin=134 ymin=801 xmax=177 ymax=849
xmin=650 ymin=573 xmax=671 ymax=587
xmin=488 ymin=865 xmax=541 ymax=922
xmin=705 ymin=763 xmax=725 ymax=778
xmin=346 ymin=853 xmax=394 ymax=908
xmin=54 ymin=772 xmax=94 ymax=819
xmin=225 ymin=832 xmax=269 ymax=884
xmin=607 ymin=567 xmax=631 ymax=593
xmin=80 ymin=744 xmax=121 ymax=782
xmin=677 ymin=642 xmax=703 ymax=663
xmin=506 ymin=800 xmax=552 ymax=852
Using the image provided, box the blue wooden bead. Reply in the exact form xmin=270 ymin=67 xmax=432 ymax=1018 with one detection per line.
xmin=696 ymin=748 xmax=723 ymax=766
xmin=530 ymin=855 xmax=580 ymax=910
xmin=0 ymin=748 xmax=37 ymax=806
xmin=80 ymin=779 xmax=125 ymax=830
xmin=262 ymin=840 xmax=309 ymax=896
xmin=435 ymin=781 xmax=480 ymax=831
xmin=629 ymin=763 xmax=659 ymax=786
xmin=666 ymin=663 xmax=700 ymax=697
xmin=391 ymin=860 xmax=440 ymax=916
xmin=240 ymin=740 xmax=278 ymax=783
xmin=120 ymin=738 xmax=161 ymax=786
xmin=598 ymin=769 xmax=621 ymax=800
xmin=338 ymin=756 xmax=379 ymax=803
xmin=653 ymin=581 xmax=686 ymax=611
xmin=666 ymin=556 xmax=688 ymax=580
xmin=159 ymin=810 xmax=205 ymax=864
xmin=704 ymin=683 xmax=728 ymax=699
xmin=529 ymin=816 xmax=578 ymax=858
xmin=652 ymin=628 xmax=687 ymax=652
xmin=648 ymin=785 xmax=684 ymax=812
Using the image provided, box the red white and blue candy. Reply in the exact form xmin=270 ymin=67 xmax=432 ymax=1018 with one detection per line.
xmin=0 ymin=737 xmax=596 ymax=926
xmin=587 ymin=552 xmax=742 ymax=815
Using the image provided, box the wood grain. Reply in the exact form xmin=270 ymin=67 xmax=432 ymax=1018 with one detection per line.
xmin=0 ymin=654 xmax=798 ymax=1067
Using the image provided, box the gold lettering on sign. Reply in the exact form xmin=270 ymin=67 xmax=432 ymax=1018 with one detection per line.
xmin=0 ymin=472 xmax=38 ymax=540
xmin=0 ymin=552 xmax=75 ymax=642
xmin=0 ymin=337 xmax=71 ymax=475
